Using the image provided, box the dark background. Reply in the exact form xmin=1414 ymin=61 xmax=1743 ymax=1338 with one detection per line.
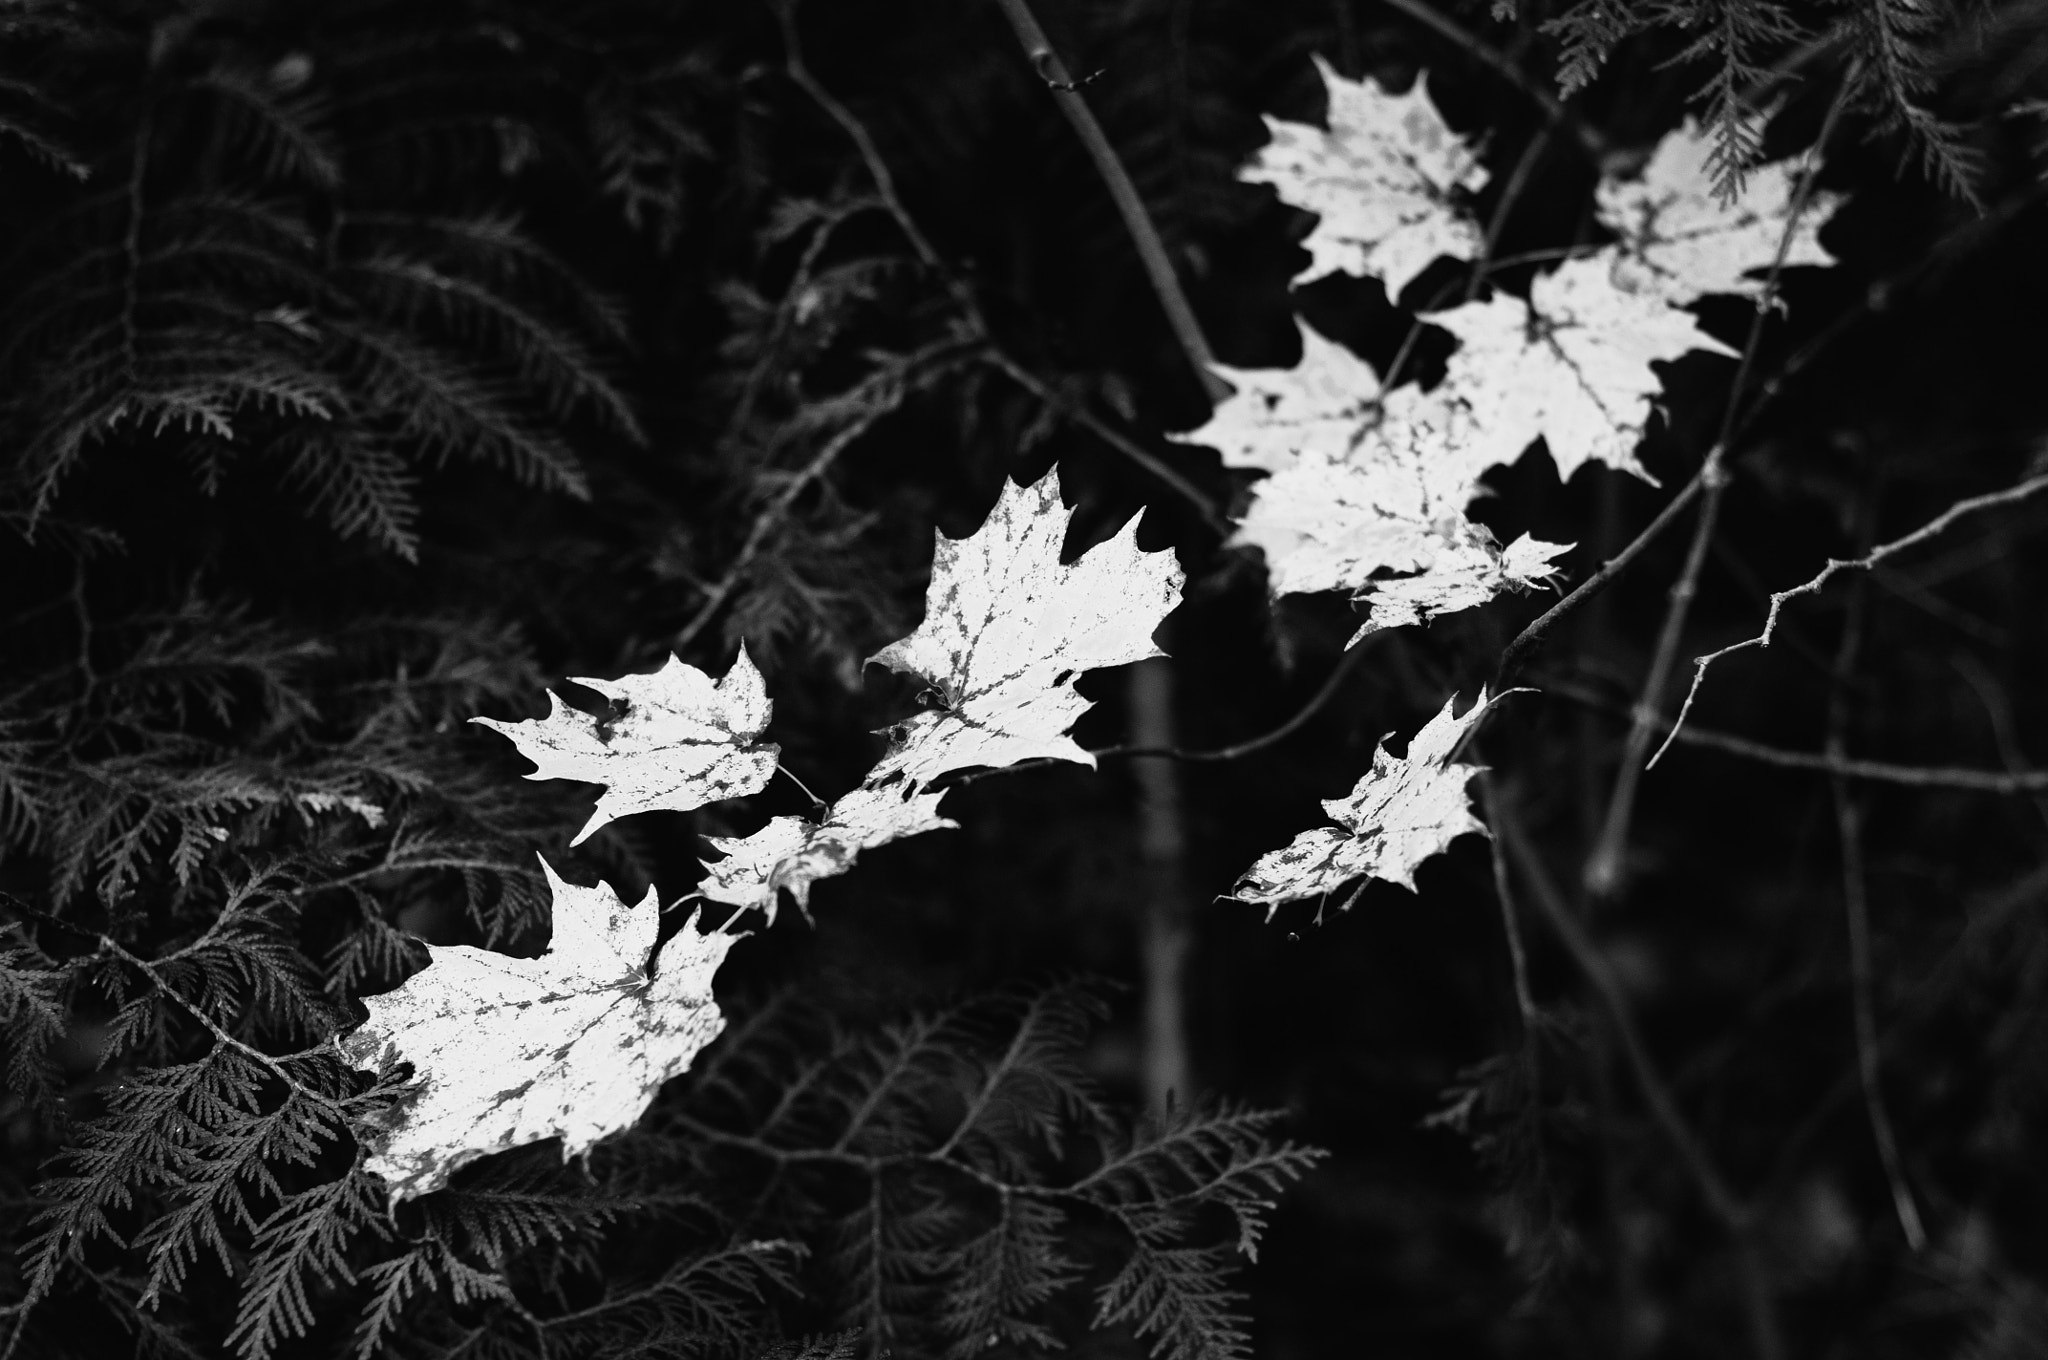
xmin=4 ymin=0 xmax=2048 ymax=1356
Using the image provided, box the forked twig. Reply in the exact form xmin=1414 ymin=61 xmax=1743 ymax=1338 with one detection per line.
xmin=1652 ymin=470 xmax=2048 ymax=767
xmin=769 ymin=0 xmax=1229 ymax=530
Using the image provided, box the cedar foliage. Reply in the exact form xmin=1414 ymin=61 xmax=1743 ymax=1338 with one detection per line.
xmin=2 ymin=0 xmax=2045 ymax=1357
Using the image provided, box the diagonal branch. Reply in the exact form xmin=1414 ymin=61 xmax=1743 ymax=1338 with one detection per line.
xmin=1583 ymin=76 xmax=1853 ymax=900
xmin=991 ymin=0 xmax=1229 ymax=403
xmin=1654 ymin=469 xmax=2048 ymax=765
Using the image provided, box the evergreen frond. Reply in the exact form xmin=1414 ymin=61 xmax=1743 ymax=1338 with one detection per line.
xmin=1093 ymin=1238 xmax=1250 ymax=1360
xmin=229 ymin=1161 xmax=392 ymax=1360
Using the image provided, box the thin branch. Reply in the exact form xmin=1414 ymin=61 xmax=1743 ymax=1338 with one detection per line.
xmin=773 ymin=0 xmax=1229 ymax=529
xmin=1091 ymin=632 xmax=1384 ymax=763
xmin=1493 ymin=796 xmax=1747 ymax=1228
xmin=1378 ymin=0 xmax=1607 ymax=159
xmin=991 ymin=0 xmax=1229 ymax=403
xmin=1480 ymin=776 xmax=1538 ymax=1038
xmin=1584 ymin=75 xmax=1852 ymax=899
xmin=1493 ymin=464 xmax=1708 ymax=690
xmin=1823 ymin=538 xmax=1927 ymax=1251
xmin=772 ymin=0 xmax=945 ymax=274
xmin=1760 ymin=861 xmax=2048 ymax=1207
xmin=1546 ymin=680 xmax=2048 ymax=793
xmin=1656 ymin=470 xmax=2048 ymax=766
xmin=673 ymin=343 xmax=975 ymax=654
xmin=1465 ymin=125 xmax=1552 ymax=304
xmin=982 ymin=350 xmax=1231 ymax=532
xmin=1492 ymin=790 xmax=1784 ymax=1360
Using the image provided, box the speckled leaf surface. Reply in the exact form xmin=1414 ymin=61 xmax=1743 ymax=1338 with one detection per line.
xmin=697 ymin=784 xmax=957 ymax=922
xmin=1596 ymin=119 xmax=1839 ymax=306
xmin=1229 ymin=692 xmax=1492 ymax=913
xmin=1426 ymin=257 xmax=1736 ymax=483
xmin=344 ymin=858 xmax=736 ymax=1202
xmin=1244 ymin=57 xmax=1487 ymax=296
xmin=865 ymin=470 xmax=1183 ymax=790
xmin=1210 ymin=373 xmax=1571 ymax=640
xmin=1175 ymin=318 xmax=1382 ymax=473
xmin=473 ymin=647 xmax=777 ymax=845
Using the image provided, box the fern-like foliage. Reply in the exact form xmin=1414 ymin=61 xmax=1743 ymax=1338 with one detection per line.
xmin=619 ymin=981 xmax=1326 ymax=1360
xmin=1540 ymin=0 xmax=1976 ymax=200
xmin=0 ymin=6 xmax=641 ymax=557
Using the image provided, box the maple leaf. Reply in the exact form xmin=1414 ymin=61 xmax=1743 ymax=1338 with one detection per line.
xmin=1229 ymin=691 xmax=1493 ymax=915
xmin=866 ymin=470 xmax=1184 ymax=791
xmin=1175 ymin=317 xmax=1382 ymax=473
xmin=697 ymin=784 xmax=957 ymax=922
xmin=1426 ymin=257 xmax=1736 ymax=482
xmin=473 ymin=646 xmax=778 ymax=846
xmin=1222 ymin=383 xmax=1571 ymax=638
xmin=344 ymin=858 xmax=737 ymax=1202
xmin=1244 ymin=57 xmax=1488 ymax=297
xmin=1596 ymin=119 xmax=1840 ymax=306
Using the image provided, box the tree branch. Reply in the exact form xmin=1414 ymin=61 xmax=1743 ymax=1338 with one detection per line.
xmin=1655 ymin=469 xmax=2048 ymax=767
xmin=1584 ymin=75 xmax=1852 ymax=899
xmin=992 ymin=0 xmax=1229 ymax=403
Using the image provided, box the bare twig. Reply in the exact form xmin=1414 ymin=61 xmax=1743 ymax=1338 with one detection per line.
xmin=1655 ymin=470 xmax=2048 ymax=766
xmin=1492 ymin=789 xmax=1783 ymax=1360
xmin=1761 ymin=861 xmax=2048 ymax=1206
xmin=773 ymin=0 xmax=944 ymax=274
xmin=992 ymin=0 xmax=1229 ymax=403
xmin=1480 ymin=776 xmax=1539 ymax=1037
xmin=1546 ymin=679 xmax=2048 ymax=793
xmin=1465 ymin=125 xmax=1552 ymax=304
xmin=1493 ymin=466 xmax=1709 ymax=690
xmin=773 ymin=0 xmax=1229 ymax=529
xmin=1583 ymin=75 xmax=1852 ymax=899
xmin=673 ymin=344 xmax=975 ymax=654
xmin=1952 ymin=653 xmax=2048 ymax=831
xmin=1092 ymin=632 xmax=1384 ymax=763
xmin=1823 ymin=541 xmax=1927 ymax=1252
xmin=982 ymin=350 xmax=1231 ymax=532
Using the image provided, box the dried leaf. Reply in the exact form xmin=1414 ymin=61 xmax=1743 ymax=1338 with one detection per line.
xmin=1177 ymin=318 xmax=1383 ymax=473
xmin=1245 ymin=57 xmax=1488 ymax=296
xmin=1596 ymin=119 xmax=1839 ymax=306
xmin=1229 ymin=692 xmax=1492 ymax=914
xmin=473 ymin=647 xmax=778 ymax=846
xmin=866 ymin=470 xmax=1183 ymax=790
xmin=344 ymin=858 xmax=737 ymax=1202
xmin=1426 ymin=257 xmax=1736 ymax=483
xmin=697 ymin=784 xmax=957 ymax=922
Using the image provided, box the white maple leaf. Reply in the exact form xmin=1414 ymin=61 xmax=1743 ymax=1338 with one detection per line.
xmin=1244 ymin=57 xmax=1488 ymax=297
xmin=474 ymin=647 xmax=778 ymax=846
xmin=1344 ymin=529 xmax=1571 ymax=646
xmin=866 ymin=470 xmax=1184 ymax=791
xmin=1174 ymin=317 xmax=1382 ymax=473
xmin=1427 ymin=256 xmax=1736 ymax=482
xmin=1596 ymin=119 xmax=1839 ymax=306
xmin=1224 ymin=385 xmax=1571 ymax=638
xmin=343 ymin=858 xmax=737 ymax=1202
xmin=697 ymin=784 xmax=957 ymax=922
xmin=1229 ymin=692 xmax=1493 ymax=915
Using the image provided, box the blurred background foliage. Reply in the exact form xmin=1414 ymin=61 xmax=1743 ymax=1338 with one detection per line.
xmin=4 ymin=0 xmax=2048 ymax=1356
